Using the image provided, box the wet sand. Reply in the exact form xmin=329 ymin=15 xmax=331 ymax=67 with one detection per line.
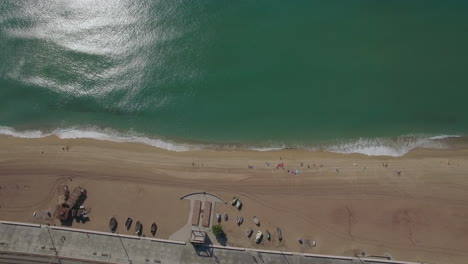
xmin=0 ymin=135 xmax=467 ymax=263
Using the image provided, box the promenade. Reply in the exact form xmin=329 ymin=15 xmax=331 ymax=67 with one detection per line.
xmin=0 ymin=221 xmax=422 ymax=264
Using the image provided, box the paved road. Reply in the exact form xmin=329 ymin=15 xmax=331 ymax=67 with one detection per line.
xmin=0 ymin=221 xmax=419 ymax=264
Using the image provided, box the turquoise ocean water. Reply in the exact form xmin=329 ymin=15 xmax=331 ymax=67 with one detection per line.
xmin=1 ymin=0 xmax=468 ymax=156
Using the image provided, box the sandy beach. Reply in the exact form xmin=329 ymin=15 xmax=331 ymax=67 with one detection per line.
xmin=0 ymin=135 xmax=467 ymax=264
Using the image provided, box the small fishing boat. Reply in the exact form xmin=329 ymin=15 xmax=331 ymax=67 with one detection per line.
xmin=109 ymin=217 xmax=117 ymax=232
xmin=246 ymin=228 xmax=253 ymax=237
xmin=253 ymin=216 xmax=259 ymax=225
xmin=231 ymin=196 xmax=238 ymax=205
xmin=135 ymin=221 xmax=142 ymax=235
xmin=125 ymin=217 xmax=133 ymax=230
xmin=276 ymin=227 xmax=282 ymax=241
xmin=224 ymin=212 xmax=228 ymax=221
xmin=236 ymin=200 xmax=242 ymax=210
xmin=255 ymin=231 xmax=263 ymax=244
xmin=236 ymin=216 xmax=243 ymax=225
xmin=266 ymin=230 xmax=271 ymax=240
xmin=216 ymin=213 xmax=221 ymax=223
xmin=151 ymin=222 xmax=157 ymax=236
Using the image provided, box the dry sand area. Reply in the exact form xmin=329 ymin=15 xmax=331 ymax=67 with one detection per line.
xmin=0 ymin=135 xmax=467 ymax=264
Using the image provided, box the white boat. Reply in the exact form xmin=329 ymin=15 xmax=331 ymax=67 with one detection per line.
xmin=236 ymin=200 xmax=242 ymax=210
xmin=255 ymin=231 xmax=263 ymax=244
xmin=246 ymin=228 xmax=253 ymax=237
xmin=253 ymin=216 xmax=259 ymax=225
xmin=276 ymin=227 xmax=282 ymax=241
xmin=236 ymin=216 xmax=243 ymax=225
xmin=231 ymin=197 xmax=238 ymax=205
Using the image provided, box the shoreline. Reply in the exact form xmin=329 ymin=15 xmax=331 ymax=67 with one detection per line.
xmin=1 ymin=125 xmax=466 ymax=157
xmin=0 ymin=135 xmax=468 ymax=263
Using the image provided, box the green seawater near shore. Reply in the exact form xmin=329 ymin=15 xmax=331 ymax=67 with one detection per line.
xmin=0 ymin=0 xmax=468 ymax=149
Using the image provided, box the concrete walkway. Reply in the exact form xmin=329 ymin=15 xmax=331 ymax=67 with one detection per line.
xmin=0 ymin=221 xmax=421 ymax=264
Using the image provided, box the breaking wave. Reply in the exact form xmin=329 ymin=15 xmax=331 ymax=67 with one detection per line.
xmin=0 ymin=126 xmax=195 ymax=152
xmin=323 ymin=135 xmax=459 ymax=157
xmin=0 ymin=126 xmax=462 ymax=156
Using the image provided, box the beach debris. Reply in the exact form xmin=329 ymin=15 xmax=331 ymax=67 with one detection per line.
xmin=236 ymin=216 xmax=243 ymax=225
xmin=253 ymin=216 xmax=260 ymax=226
xmin=216 ymin=213 xmax=221 ymax=223
xmin=236 ymin=199 xmax=242 ymax=210
xmin=135 ymin=221 xmax=142 ymax=236
xmin=109 ymin=217 xmax=117 ymax=233
xmin=246 ymin=228 xmax=253 ymax=237
xmin=266 ymin=230 xmax=271 ymax=240
xmin=125 ymin=217 xmax=133 ymax=230
xmin=396 ymin=170 xmax=402 ymax=175
xmin=224 ymin=212 xmax=228 ymax=221
xmin=255 ymin=231 xmax=263 ymax=244
xmin=32 ymin=210 xmax=51 ymax=219
xmin=76 ymin=207 xmax=88 ymax=222
xmin=276 ymin=163 xmax=284 ymax=169
xmin=231 ymin=197 xmax=238 ymax=205
xmin=151 ymin=222 xmax=157 ymax=236
xmin=276 ymin=227 xmax=282 ymax=241
xmin=81 ymin=212 xmax=89 ymax=222
xmin=298 ymin=238 xmax=303 ymax=244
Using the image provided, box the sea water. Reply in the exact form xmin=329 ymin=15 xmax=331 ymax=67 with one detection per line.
xmin=1 ymin=0 xmax=467 ymax=156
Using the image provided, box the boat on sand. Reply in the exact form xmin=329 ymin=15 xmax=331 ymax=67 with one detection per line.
xmin=276 ymin=227 xmax=282 ymax=241
xmin=246 ymin=228 xmax=253 ymax=237
xmin=109 ymin=217 xmax=117 ymax=232
xmin=151 ymin=222 xmax=157 ymax=236
xmin=255 ymin=231 xmax=263 ymax=244
xmin=253 ymin=216 xmax=259 ymax=225
xmin=135 ymin=221 xmax=142 ymax=236
xmin=236 ymin=200 xmax=242 ymax=210
xmin=231 ymin=197 xmax=238 ymax=205
xmin=125 ymin=217 xmax=133 ymax=230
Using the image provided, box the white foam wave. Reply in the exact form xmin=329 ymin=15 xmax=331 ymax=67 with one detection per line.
xmin=0 ymin=126 xmax=194 ymax=152
xmin=250 ymin=147 xmax=286 ymax=152
xmin=0 ymin=126 xmax=462 ymax=156
xmin=324 ymin=135 xmax=459 ymax=157
xmin=0 ymin=126 xmax=45 ymax=138
xmin=428 ymin=135 xmax=461 ymax=140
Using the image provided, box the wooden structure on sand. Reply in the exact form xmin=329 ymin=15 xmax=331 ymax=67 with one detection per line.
xmin=202 ymin=201 xmax=212 ymax=227
xmin=55 ymin=185 xmax=86 ymax=221
xmin=65 ymin=187 xmax=84 ymax=208
xmin=192 ymin=200 xmax=201 ymax=226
